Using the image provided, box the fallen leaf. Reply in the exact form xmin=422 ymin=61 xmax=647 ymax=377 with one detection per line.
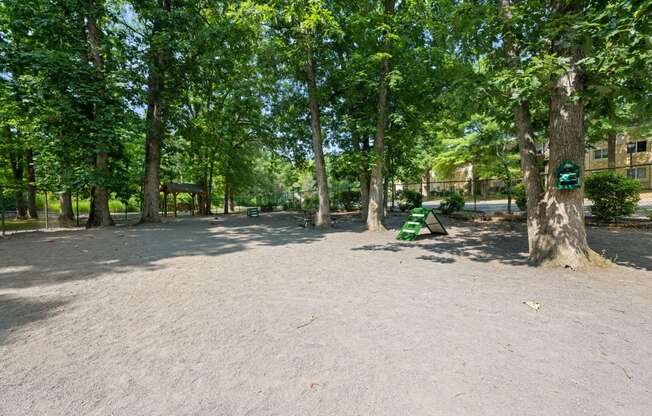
xmin=523 ymin=301 xmax=541 ymax=311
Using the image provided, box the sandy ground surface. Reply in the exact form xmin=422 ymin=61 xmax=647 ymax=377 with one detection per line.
xmin=1 ymin=213 xmax=651 ymax=416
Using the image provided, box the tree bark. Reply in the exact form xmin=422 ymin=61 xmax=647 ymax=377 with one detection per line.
xmin=359 ymin=171 xmax=370 ymax=222
xmin=26 ymin=148 xmax=37 ymax=219
xmin=367 ymin=0 xmax=395 ymax=231
xmin=85 ymin=2 xmax=114 ymax=227
xmin=207 ymin=160 xmax=214 ymax=215
xmin=10 ymin=152 xmax=27 ymax=219
xmin=196 ymin=176 xmax=209 ymax=216
xmin=140 ymin=0 xmax=170 ymax=224
xmin=223 ymin=178 xmax=230 ymax=214
xmin=529 ymin=0 xmax=600 ymax=269
xmin=515 ymin=101 xmax=545 ymax=251
xmin=352 ymin=132 xmax=370 ymax=222
xmin=423 ymin=168 xmax=431 ymax=197
xmin=360 ymin=138 xmax=370 ymax=222
xmin=500 ymin=0 xmax=546 ymax=257
xmin=304 ymin=46 xmax=330 ymax=228
xmin=58 ymin=190 xmax=75 ymax=227
xmin=607 ymin=132 xmax=617 ymax=170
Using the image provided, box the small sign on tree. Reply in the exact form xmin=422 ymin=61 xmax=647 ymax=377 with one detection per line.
xmin=555 ymin=160 xmax=581 ymax=191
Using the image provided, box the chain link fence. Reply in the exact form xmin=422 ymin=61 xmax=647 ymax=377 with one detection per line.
xmin=0 ymin=184 xmax=141 ymax=236
xmin=4 ymin=165 xmax=650 ymax=235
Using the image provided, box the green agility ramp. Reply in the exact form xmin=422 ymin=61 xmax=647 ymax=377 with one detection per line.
xmin=397 ymin=207 xmax=448 ymax=241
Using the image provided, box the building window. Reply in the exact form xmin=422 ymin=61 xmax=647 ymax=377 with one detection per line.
xmin=637 ymin=141 xmax=648 ymax=152
xmin=627 ymin=167 xmax=647 ymax=180
xmin=594 ymin=148 xmax=608 ymax=160
xmin=627 ymin=141 xmax=648 ymax=153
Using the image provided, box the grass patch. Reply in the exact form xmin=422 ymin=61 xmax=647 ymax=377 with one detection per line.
xmin=1 ymin=218 xmax=47 ymax=232
xmin=33 ymin=195 xmax=140 ymax=214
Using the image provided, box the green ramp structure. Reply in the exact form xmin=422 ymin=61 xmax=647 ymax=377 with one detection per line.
xmin=397 ymin=207 xmax=448 ymax=241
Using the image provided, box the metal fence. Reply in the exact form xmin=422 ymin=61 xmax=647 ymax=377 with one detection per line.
xmin=585 ymin=163 xmax=652 ymax=190
xmin=4 ymin=164 xmax=650 ymax=235
xmin=0 ymin=185 xmax=140 ymax=236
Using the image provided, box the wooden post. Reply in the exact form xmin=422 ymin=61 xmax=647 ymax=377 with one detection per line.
xmin=44 ymin=189 xmax=49 ymax=230
xmin=163 ymin=191 xmax=168 ymax=217
xmin=1 ymin=186 xmax=5 ymax=237
xmin=173 ymin=193 xmax=178 ymax=217
xmin=190 ymin=193 xmax=195 ymax=216
xmin=76 ymin=193 xmax=80 ymax=226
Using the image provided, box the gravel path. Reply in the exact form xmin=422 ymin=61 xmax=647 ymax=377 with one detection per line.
xmin=1 ymin=213 xmax=651 ymax=415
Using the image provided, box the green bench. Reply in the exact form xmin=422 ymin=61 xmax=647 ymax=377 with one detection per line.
xmin=246 ymin=207 xmax=260 ymax=217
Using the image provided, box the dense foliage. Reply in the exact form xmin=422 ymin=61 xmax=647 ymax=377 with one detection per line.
xmin=396 ymin=190 xmax=423 ymax=212
xmin=0 ymin=0 xmax=649 ymax=242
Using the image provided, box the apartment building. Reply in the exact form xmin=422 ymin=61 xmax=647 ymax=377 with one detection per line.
xmin=585 ymin=135 xmax=651 ymax=188
xmin=395 ymin=135 xmax=652 ymax=197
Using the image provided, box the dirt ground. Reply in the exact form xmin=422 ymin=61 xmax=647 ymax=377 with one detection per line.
xmin=1 ymin=213 xmax=651 ymax=415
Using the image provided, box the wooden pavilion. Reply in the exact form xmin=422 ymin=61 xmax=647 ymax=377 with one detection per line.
xmin=160 ymin=183 xmax=206 ymax=217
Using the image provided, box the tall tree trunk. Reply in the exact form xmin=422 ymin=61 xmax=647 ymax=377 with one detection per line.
xmin=352 ymin=132 xmax=370 ymax=221
xmin=196 ymin=176 xmax=209 ymax=216
xmin=515 ymin=101 xmax=546 ymax=251
xmin=530 ymin=0 xmax=600 ymax=269
xmin=500 ymin=0 xmax=546 ymax=257
xmin=383 ymin=176 xmax=390 ymax=216
xmin=607 ymin=132 xmax=617 ymax=170
xmin=367 ymin=0 xmax=395 ymax=231
xmin=361 ymin=138 xmax=371 ymax=222
xmin=85 ymin=3 xmax=114 ymax=227
xmin=223 ymin=178 xmax=230 ymax=214
xmin=10 ymin=152 xmax=27 ymax=219
xmin=26 ymin=148 xmax=37 ymax=219
xmin=140 ymin=56 xmax=164 ymax=223
xmin=58 ymin=190 xmax=75 ymax=227
xmin=423 ymin=168 xmax=431 ymax=197
xmin=207 ymin=160 xmax=214 ymax=215
xmin=359 ymin=172 xmax=370 ymax=222
xmin=505 ymin=170 xmax=513 ymax=214
xmin=140 ymin=1 xmax=170 ymax=224
xmin=304 ymin=46 xmax=330 ymax=228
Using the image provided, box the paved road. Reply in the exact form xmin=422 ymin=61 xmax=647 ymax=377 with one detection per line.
xmin=424 ymin=194 xmax=652 ymax=217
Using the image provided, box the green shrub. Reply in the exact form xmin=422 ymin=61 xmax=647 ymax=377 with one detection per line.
xmin=585 ymin=171 xmax=641 ymax=222
xmin=0 ymin=189 xmax=17 ymax=210
xmin=282 ymin=200 xmax=301 ymax=211
xmin=513 ymin=183 xmax=527 ymax=212
xmin=439 ymin=191 xmax=465 ymax=214
xmin=260 ymin=202 xmax=275 ymax=212
xmin=336 ymin=190 xmax=360 ymax=211
xmin=302 ymin=195 xmax=320 ymax=211
xmin=396 ymin=190 xmax=423 ymax=211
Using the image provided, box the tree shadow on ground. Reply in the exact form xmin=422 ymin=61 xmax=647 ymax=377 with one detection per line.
xmin=361 ymin=214 xmax=652 ymax=271
xmin=354 ymin=218 xmax=531 ymax=267
xmin=0 ymin=212 xmax=363 ymax=292
xmin=0 ymin=294 xmax=70 ymax=345
xmin=586 ymin=226 xmax=652 ymax=271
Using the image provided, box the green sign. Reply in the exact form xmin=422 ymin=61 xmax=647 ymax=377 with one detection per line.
xmin=555 ymin=160 xmax=581 ymax=190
